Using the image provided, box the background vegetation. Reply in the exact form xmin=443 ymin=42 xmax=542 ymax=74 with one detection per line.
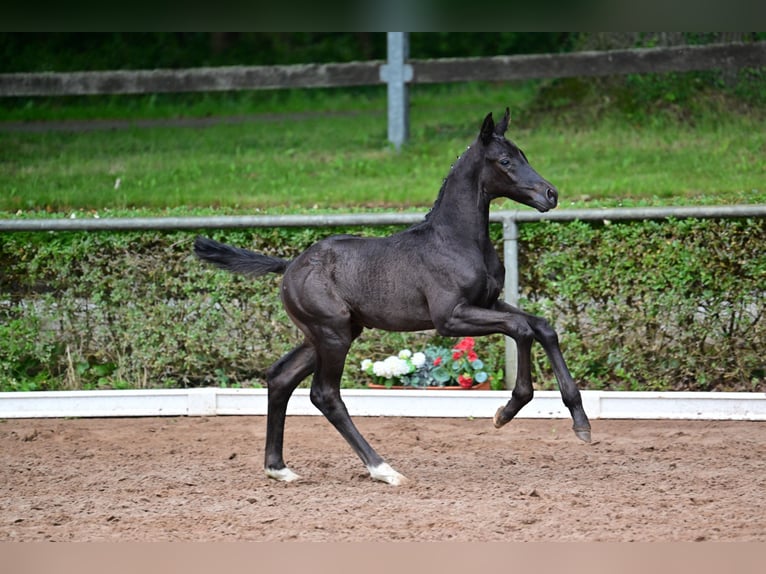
xmin=2 ymin=219 xmax=762 ymax=392
xmin=1 ymin=33 xmax=764 ymax=392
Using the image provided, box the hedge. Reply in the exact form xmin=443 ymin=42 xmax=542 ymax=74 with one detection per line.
xmin=519 ymin=217 xmax=765 ymax=392
xmin=1 ymin=217 xmax=763 ymax=392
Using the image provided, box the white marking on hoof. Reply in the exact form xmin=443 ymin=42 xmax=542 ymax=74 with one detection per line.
xmin=265 ymin=466 xmax=301 ymax=482
xmin=368 ymin=462 xmax=408 ymax=486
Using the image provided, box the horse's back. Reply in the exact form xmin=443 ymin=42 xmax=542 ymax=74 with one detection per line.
xmin=282 ymin=232 xmax=435 ymax=331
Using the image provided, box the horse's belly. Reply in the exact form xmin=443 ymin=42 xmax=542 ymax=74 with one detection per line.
xmin=354 ymin=296 xmax=434 ymax=332
xmin=362 ymin=315 xmax=435 ymax=332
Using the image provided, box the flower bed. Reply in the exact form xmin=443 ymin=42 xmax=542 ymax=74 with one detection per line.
xmin=360 ymin=337 xmax=491 ymax=389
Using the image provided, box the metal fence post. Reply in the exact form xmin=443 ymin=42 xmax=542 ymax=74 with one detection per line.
xmin=503 ymin=216 xmax=520 ymax=390
xmin=379 ymin=32 xmax=412 ymax=150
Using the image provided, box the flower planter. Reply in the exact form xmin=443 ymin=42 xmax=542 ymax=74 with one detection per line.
xmin=366 ymin=380 xmax=491 ymax=391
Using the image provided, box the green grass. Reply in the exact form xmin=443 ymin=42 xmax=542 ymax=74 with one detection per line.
xmin=1 ymin=81 xmax=764 ymax=214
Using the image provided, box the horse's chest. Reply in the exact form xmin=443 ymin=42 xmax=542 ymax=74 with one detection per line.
xmin=473 ymin=256 xmax=504 ymax=305
xmin=480 ymin=271 xmax=502 ymax=304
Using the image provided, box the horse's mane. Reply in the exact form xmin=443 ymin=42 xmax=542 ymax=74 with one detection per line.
xmin=421 ymin=141 xmax=479 ymax=224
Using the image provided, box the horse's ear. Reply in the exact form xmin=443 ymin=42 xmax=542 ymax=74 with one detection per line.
xmin=480 ymin=112 xmax=494 ymax=145
xmin=494 ymin=107 xmax=510 ymax=136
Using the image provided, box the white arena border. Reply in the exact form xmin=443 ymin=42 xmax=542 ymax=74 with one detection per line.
xmin=0 ymin=388 xmax=765 ymax=421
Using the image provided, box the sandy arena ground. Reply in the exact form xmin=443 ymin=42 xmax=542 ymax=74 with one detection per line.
xmin=2 ymin=415 xmax=765 ymax=541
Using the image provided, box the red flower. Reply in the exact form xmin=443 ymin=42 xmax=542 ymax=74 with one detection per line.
xmin=457 ymin=374 xmax=474 ymax=388
xmin=433 ymin=356 xmax=442 ymax=366
xmin=454 ymin=337 xmax=475 ymax=351
xmin=452 ymin=351 xmax=463 ymax=361
xmin=467 ymin=351 xmax=478 ymax=363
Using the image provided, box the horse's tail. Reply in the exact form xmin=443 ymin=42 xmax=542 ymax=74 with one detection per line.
xmin=193 ymin=236 xmax=290 ymax=277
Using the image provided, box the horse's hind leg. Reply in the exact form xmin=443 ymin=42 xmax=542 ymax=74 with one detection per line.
xmin=263 ymin=342 xmax=316 ymax=482
xmin=309 ymin=325 xmax=407 ymax=486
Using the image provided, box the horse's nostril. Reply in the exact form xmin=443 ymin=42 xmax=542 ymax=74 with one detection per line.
xmin=546 ymin=188 xmax=557 ymax=204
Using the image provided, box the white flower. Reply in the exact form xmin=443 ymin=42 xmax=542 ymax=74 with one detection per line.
xmin=380 ymin=356 xmax=410 ymax=378
xmin=367 ymin=351 xmax=420 ymax=381
xmin=385 ymin=356 xmax=410 ymax=377
xmin=372 ymin=360 xmax=388 ymax=378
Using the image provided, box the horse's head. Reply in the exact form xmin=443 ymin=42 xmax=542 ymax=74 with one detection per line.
xmin=477 ymin=108 xmax=558 ymax=212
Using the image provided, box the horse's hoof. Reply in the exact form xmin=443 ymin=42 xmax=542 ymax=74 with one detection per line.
xmin=368 ymin=462 xmax=408 ymax=486
xmin=573 ymin=427 xmax=592 ymax=443
xmin=493 ymin=406 xmax=508 ymax=429
xmin=265 ymin=466 xmax=302 ymax=482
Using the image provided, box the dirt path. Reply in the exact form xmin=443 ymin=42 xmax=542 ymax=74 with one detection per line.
xmin=2 ymin=416 xmax=765 ymax=541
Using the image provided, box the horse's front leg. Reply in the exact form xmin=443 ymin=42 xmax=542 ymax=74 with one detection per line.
xmin=493 ymin=301 xmax=591 ymax=442
xmin=492 ymin=324 xmax=535 ymax=431
xmin=433 ymin=301 xmax=591 ymax=442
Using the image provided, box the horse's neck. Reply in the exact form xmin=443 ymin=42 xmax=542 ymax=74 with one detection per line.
xmin=427 ymin=165 xmax=492 ymax=246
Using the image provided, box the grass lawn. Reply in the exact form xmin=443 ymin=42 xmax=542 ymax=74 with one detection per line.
xmin=1 ymin=81 xmax=764 ymax=214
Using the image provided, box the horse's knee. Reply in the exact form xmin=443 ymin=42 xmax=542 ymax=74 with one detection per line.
xmin=509 ymin=319 xmax=535 ymax=346
xmin=432 ymin=315 xmax=463 ymax=337
xmin=532 ymin=317 xmax=559 ymax=347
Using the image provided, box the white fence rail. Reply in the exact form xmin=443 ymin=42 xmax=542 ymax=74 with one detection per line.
xmin=1 ymin=389 xmax=764 ymax=421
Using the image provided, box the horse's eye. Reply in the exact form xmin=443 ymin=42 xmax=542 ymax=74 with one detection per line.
xmin=499 ymin=158 xmax=511 ymax=167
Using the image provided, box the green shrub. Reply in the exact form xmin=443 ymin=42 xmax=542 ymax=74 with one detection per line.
xmin=0 ymin=225 xmax=456 ymax=390
xmin=519 ymin=218 xmax=765 ymax=391
xmin=1 ymin=218 xmax=763 ymax=392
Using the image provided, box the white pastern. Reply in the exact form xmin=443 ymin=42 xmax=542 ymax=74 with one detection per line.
xmin=368 ymin=462 xmax=408 ymax=486
xmin=265 ymin=466 xmax=301 ymax=482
